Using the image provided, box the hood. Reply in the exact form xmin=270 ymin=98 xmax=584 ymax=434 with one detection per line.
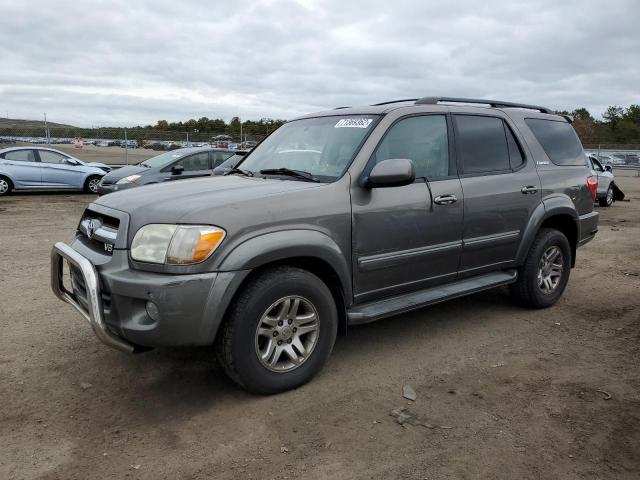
xmin=101 ymin=164 xmax=148 ymax=182
xmin=85 ymin=161 xmax=111 ymax=170
xmin=95 ymin=175 xmax=323 ymax=225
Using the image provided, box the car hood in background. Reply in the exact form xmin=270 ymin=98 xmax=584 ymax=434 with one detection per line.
xmin=101 ymin=164 xmax=148 ymax=182
xmin=85 ymin=161 xmax=111 ymax=170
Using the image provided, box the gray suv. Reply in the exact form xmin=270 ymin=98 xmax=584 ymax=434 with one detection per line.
xmin=51 ymin=97 xmax=599 ymax=394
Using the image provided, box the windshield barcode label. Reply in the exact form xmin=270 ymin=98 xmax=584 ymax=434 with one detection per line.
xmin=335 ymin=118 xmax=373 ymax=128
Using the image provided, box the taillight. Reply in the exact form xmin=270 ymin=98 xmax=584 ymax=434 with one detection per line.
xmin=587 ymin=175 xmax=598 ymax=200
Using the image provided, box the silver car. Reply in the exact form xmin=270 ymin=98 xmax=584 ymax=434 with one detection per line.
xmin=588 ymin=155 xmax=618 ymax=207
xmin=0 ymin=147 xmax=110 ymax=196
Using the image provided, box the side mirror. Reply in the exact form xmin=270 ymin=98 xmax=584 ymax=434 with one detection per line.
xmin=364 ymin=158 xmax=415 ymax=188
xmin=605 ymin=165 xmax=612 ymax=172
xmin=172 ymin=164 xmax=184 ymax=175
xmin=64 ymin=158 xmax=79 ymax=165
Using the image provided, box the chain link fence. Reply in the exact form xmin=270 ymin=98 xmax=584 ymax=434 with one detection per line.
xmin=2 ymin=124 xmax=640 ymax=173
xmin=0 ymin=125 xmax=268 ymax=165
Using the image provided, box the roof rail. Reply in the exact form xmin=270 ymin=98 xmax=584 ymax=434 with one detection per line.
xmin=414 ymin=96 xmax=553 ymax=114
xmin=370 ymin=99 xmax=419 ymax=106
xmin=333 ymin=106 xmax=351 ymax=110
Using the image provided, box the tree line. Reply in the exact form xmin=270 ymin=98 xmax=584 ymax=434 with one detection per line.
xmin=150 ymin=116 xmax=286 ymax=138
xmin=560 ymin=104 xmax=640 ymax=147
xmin=2 ymin=106 xmax=640 ymax=146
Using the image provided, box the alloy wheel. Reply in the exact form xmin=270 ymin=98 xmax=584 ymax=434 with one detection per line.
xmin=88 ymin=178 xmax=100 ymax=193
xmin=537 ymin=246 xmax=564 ymax=294
xmin=254 ymin=296 xmax=320 ymax=372
xmin=0 ymin=179 xmax=8 ymax=194
xmin=606 ymin=186 xmax=613 ymax=206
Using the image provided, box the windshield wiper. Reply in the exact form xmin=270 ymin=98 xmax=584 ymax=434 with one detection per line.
xmin=259 ymin=168 xmax=320 ymax=182
xmin=224 ymin=167 xmax=254 ymax=177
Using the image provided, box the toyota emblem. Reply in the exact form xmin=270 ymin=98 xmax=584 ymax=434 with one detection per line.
xmin=87 ymin=219 xmax=97 ymax=239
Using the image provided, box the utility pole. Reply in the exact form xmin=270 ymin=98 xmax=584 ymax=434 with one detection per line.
xmin=44 ymin=112 xmax=50 ymax=144
xmin=124 ymin=128 xmax=129 ymax=165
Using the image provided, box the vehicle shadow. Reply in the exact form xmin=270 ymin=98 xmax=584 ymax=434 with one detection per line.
xmin=91 ymin=286 xmax=518 ymax=422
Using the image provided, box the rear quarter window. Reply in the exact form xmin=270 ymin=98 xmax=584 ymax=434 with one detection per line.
xmin=525 ymin=118 xmax=586 ymax=166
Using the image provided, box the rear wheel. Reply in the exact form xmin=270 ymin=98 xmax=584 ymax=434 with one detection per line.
xmin=84 ymin=175 xmax=101 ymax=194
xmin=599 ymin=185 xmax=614 ymax=207
xmin=0 ymin=176 xmax=12 ymax=196
xmin=216 ymin=266 xmax=338 ymax=394
xmin=510 ymin=228 xmax=571 ymax=308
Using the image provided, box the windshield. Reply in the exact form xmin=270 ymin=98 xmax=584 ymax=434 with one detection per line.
xmin=239 ymin=115 xmax=379 ymax=181
xmin=140 ymin=150 xmax=187 ymax=168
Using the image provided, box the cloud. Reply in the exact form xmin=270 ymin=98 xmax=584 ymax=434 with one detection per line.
xmin=0 ymin=0 xmax=637 ymax=126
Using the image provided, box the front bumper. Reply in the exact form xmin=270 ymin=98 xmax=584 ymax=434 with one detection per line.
xmin=51 ymin=241 xmax=249 ymax=351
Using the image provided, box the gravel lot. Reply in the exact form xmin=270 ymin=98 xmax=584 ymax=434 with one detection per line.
xmin=1 ymin=177 xmax=639 ymax=480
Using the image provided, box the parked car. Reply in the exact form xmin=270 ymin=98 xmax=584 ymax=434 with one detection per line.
xmin=143 ymin=142 xmax=165 ymax=150
xmin=212 ymin=151 xmax=249 ymax=175
xmin=51 ymin=96 xmax=599 ymax=394
xmin=96 ymin=147 xmax=236 ymax=195
xmin=624 ymin=153 xmax=640 ymax=165
xmin=0 ymin=147 xmax=110 ymax=195
xmin=119 ymin=140 xmax=138 ymax=149
xmin=587 ymin=155 xmax=622 ymax=207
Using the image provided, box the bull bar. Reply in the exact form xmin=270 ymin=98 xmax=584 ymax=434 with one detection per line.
xmin=50 ymin=241 xmax=135 ymax=353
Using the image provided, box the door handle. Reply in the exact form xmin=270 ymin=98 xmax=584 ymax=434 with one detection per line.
xmin=521 ymin=185 xmax=538 ymax=194
xmin=434 ymin=194 xmax=457 ymax=205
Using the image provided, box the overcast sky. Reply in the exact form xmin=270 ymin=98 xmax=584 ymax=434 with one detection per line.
xmin=0 ymin=0 xmax=638 ymax=127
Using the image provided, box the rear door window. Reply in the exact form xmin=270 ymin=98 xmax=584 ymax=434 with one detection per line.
xmin=211 ymin=151 xmax=234 ymax=167
xmin=454 ymin=115 xmax=510 ymax=174
xmin=3 ymin=149 xmax=37 ymax=162
xmin=524 ymin=118 xmax=585 ymax=166
xmin=176 ymin=152 xmax=210 ymax=171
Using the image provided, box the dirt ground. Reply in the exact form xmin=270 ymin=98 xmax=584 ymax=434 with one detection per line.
xmin=0 ymin=177 xmax=639 ymax=480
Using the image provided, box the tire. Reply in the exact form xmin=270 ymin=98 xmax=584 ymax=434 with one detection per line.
xmin=510 ymin=228 xmax=571 ymax=309
xmin=216 ymin=266 xmax=338 ymax=394
xmin=0 ymin=176 xmax=12 ymax=196
xmin=599 ymin=184 xmax=614 ymax=207
xmin=84 ymin=175 xmax=101 ymax=194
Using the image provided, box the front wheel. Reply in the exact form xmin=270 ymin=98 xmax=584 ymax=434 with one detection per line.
xmin=510 ymin=228 xmax=571 ymax=309
xmin=84 ymin=175 xmax=101 ymax=194
xmin=599 ymin=185 xmax=614 ymax=207
xmin=216 ymin=266 xmax=338 ymax=394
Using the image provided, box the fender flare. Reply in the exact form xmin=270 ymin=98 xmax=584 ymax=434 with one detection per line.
xmin=217 ymin=229 xmax=353 ymax=303
xmin=515 ymin=195 xmax=578 ymax=265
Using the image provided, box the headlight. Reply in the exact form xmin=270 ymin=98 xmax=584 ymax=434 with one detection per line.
xmin=116 ymin=174 xmax=141 ymax=185
xmin=131 ymin=224 xmax=226 ymax=264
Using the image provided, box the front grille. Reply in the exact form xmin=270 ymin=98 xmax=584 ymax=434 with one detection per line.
xmin=70 ymin=265 xmax=112 ymax=314
xmin=77 ymin=209 xmax=120 ymax=255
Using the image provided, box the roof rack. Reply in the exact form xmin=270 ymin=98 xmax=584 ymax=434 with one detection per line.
xmin=371 ymin=99 xmax=419 ymax=106
xmin=414 ymin=96 xmax=553 ymax=114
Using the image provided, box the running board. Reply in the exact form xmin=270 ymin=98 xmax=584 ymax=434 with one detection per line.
xmin=347 ymin=270 xmax=518 ymax=325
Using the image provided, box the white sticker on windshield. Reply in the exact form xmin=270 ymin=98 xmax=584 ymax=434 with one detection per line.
xmin=335 ymin=118 xmax=373 ymax=128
